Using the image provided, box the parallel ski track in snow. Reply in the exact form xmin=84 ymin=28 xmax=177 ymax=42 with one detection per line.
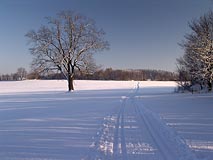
xmin=84 ymin=84 xmax=198 ymax=160
xmin=133 ymin=100 xmax=175 ymax=160
xmin=113 ymin=98 xmax=127 ymax=160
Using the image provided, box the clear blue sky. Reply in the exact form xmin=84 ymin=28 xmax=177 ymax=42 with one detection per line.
xmin=0 ymin=0 xmax=212 ymax=74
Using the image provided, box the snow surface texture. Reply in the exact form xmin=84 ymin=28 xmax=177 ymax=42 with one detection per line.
xmin=0 ymin=80 xmax=212 ymax=160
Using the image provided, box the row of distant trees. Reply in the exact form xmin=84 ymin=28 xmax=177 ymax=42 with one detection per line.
xmin=0 ymin=68 xmax=177 ymax=81
xmin=0 ymin=68 xmax=27 ymax=81
xmin=76 ymin=68 xmax=177 ymax=81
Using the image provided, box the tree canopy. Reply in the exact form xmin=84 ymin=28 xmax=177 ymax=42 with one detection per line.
xmin=177 ymin=10 xmax=213 ymax=91
xmin=26 ymin=10 xmax=109 ymax=91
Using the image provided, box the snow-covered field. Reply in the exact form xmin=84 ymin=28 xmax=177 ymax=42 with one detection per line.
xmin=0 ymin=80 xmax=213 ymax=160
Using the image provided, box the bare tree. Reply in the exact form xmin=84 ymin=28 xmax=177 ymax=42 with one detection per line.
xmin=26 ymin=11 xmax=109 ymax=91
xmin=16 ymin=67 xmax=27 ymax=80
xmin=177 ymin=10 xmax=213 ymax=91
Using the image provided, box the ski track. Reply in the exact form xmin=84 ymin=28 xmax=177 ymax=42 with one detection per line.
xmin=113 ymin=98 xmax=127 ymax=160
xmin=85 ymin=84 xmax=199 ymax=160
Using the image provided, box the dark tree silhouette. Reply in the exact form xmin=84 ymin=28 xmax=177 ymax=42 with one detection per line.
xmin=26 ymin=11 xmax=109 ymax=91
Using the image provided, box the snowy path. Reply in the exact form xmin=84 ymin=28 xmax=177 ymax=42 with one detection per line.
xmin=86 ymin=86 xmax=197 ymax=160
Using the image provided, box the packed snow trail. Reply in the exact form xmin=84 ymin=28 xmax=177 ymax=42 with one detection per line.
xmin=86 ymin=83 xmax=198 ymax=160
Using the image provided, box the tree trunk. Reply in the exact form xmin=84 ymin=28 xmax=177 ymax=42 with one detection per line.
xmin=68 ymin=74 xmax=74 ymax=91
xmin=207 ymin=80 xmax=212 ymax=92
xmin=67 ymin=65 xmax=75 ymax=92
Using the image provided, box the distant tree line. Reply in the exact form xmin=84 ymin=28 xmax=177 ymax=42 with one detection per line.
xmin=0 ymin=68 xmax=177 ymax=81
xmin=0 ymin=67 xmax=27 ymax=81
xmin=25 ymin=68 xmax=177 ymax=81
xmin=76 ymin=68 xmax=177 ymax=81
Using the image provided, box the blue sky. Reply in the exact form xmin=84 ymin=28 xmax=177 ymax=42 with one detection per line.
xmin=0 ymin=0 xmax=212 ymax=74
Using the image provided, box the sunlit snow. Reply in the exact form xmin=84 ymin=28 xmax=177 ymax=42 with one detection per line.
xmin=0 ymin=80 xmax=213 ymax=160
